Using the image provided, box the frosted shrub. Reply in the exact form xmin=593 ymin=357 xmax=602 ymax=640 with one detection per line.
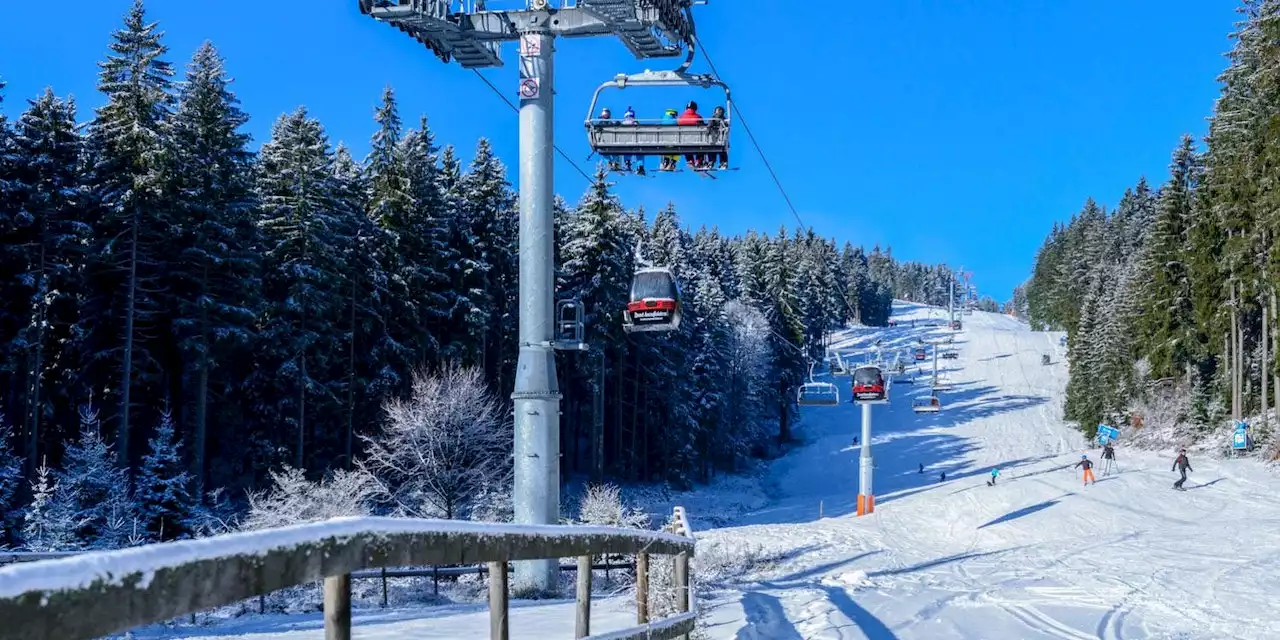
xmin=361 ymin=364 xmax=509 ymax=520
xmin=577 ymin=483 xmax=649 ymax=529
xmin=241 ymin=466 xmax=380 ymax=531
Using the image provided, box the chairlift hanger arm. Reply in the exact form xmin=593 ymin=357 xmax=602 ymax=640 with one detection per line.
xmin=585 ymin=70 xmax=731 ymax=123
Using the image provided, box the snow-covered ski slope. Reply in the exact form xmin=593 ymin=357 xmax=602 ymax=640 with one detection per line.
xmin=145 ymin=302 xmax=1280 ymax=639
xmin=700 ymin=302 xmax=1280 ymax=639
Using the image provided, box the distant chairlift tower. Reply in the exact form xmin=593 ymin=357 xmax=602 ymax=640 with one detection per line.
xmin=359 ymin=0 xmax=699 ymax=594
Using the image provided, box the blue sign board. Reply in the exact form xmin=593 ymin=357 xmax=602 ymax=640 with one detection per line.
xmin=1097 ymin=424 xmax=1121 ymax=442
xmin=1233 ymin=423 xmax=1249 ymax=450
xmin=1096 ymin=434 xmax=1111 ymax=445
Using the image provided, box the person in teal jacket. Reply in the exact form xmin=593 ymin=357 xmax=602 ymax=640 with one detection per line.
xmin=659 ymin=108 xmax=679 ymax=171
xmin=987 ymin=468 xmax=1000 ymax=486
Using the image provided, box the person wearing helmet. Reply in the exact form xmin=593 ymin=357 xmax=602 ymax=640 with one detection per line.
xmin=1074 ymin=454 xmax=1095 ymax=486
xmin=987 ymin=467 xmax=999 ymax=486
xmin=596 ymin=107 xmax=620 ymax=171
xmin=708 ymin=105 xmax=729 ymax=169
xmin=676 ymin=100 xmax=705 ymax=169
xmin=660 ymin=108 xmax=680 ymax=171
xmin=620 ymin=107 xmax=645 ymax=175
xmin=1172 ymin=448 xmax=1192 ymax=490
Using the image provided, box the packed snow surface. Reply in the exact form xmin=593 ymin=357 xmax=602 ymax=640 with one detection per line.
xmin=130 ymin=302 xmax=1280 ymax=638
xmin=0 ymin=516 xmax=690 ymax=599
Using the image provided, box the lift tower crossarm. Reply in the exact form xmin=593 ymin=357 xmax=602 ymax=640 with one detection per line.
xmin=360 ymin=1 xmax=693 ymax=68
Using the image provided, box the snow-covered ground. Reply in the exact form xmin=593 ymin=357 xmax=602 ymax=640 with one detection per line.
xmin=139 ymin=302 xmax=1280 ymax=639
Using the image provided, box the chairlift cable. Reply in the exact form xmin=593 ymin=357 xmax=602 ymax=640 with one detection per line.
xmin=471 ymin=69 xmax=594 ymax=183
xmin=691 ymin=35 xmax=866 ymax=325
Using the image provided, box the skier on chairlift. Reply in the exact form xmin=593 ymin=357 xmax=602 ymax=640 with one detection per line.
xmin=597 ymin=107 xmax=620 ymax=171
xmin=620 ymin=106 xmax=645 ymax=175
xmin=708 ymin=105 xmax=728 ymax=169
xmin=659 ymin=108 xmax=680 ymax=171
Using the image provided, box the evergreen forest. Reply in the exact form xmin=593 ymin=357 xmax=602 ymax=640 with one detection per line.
xmin=0 ymin=1 xmax=968 ymax=548
xmin=1024 ymin=2 xmax=1280 ymax=447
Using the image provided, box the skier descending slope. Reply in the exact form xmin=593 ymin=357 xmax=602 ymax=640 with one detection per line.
xmin=1172 ymin=449 xmax=1193 ymax=490
xmin=1101 ymin=442 xmax=1116 ymax=475
xmin=987 ymin=468 xmax=999 ymax=486
xmin=1074 ymin=454 xmax=1096 ymax=486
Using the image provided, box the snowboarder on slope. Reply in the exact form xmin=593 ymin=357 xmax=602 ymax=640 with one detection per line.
xmin=918 ymin=463 xmax=924 ymax=474
xmin=1172 ymin=449 xmax=1192 ymax=490
xmin=987 ymin=468 xmax=999 ymax=486
xmin=1074 ymin=454 xmax=1095 ymax=486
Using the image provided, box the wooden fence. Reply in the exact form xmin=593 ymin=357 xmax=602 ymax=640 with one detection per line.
xmin=0 ymin=509 xmax=697 ymax=640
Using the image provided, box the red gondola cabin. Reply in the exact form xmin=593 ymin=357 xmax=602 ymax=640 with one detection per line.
xmin=852 ymin=366 xmax=887 ymax=402
xmin=623 ymin=267 xmax=682 ymax=333
xmin=914 ymin=347 xmax=927 ymax=361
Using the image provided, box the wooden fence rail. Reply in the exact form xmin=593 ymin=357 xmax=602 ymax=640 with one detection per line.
xmin=0 ymin=511 xmax=696 ymax=640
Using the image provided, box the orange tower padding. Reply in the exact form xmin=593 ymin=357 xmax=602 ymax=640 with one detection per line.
xmin=856 ymin=494 xmax=875 ymax=515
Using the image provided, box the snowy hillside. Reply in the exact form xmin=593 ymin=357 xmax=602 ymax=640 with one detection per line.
xmin=139 ymin=302 xmax=1280 ymax=639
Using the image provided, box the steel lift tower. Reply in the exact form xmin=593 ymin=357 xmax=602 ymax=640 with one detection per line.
xmin=359 ymin=0 xmax=698 ymax=594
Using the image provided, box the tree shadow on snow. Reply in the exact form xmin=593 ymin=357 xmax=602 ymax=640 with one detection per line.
xmin=817 ymin=585 xmax=900 ymax=640
xmin=735 ymin=591 xmax=804 ymax=639
xmin=976 ymin=495 xmax=1072 ymax=529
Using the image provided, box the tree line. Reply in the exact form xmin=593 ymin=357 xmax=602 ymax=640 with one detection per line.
xmin=0 ymin=0 xmax=961 ymax=547
xmin=1024 ymin=1 xmax=1280 ymax=443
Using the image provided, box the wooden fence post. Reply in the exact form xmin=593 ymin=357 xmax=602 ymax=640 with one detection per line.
xmin=323 ymin=574 xmax=352 ymax=640
xmin=675 ymin=551 xmax=690 ymax=640
xmin=636 ymin=552 xmax=650 ymax=624
xmin=380 ymin=567 xmax=388 ymax=608
xmin=575 ymin=555 xmax=592 ymax=637
xmin=488 ymin=561 xmax=509 ymax=640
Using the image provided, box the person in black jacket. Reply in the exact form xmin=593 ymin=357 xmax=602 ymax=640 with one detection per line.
xmin=1172 ymin=449 xmax=1192 ymax=490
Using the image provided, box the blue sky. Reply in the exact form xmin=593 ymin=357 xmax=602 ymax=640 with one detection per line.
xmin=0 ymin=0 xmax=1238 ymax=300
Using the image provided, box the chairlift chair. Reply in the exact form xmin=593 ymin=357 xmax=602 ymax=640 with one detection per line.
xmin=798 ymin=382 xmax=840 ymax=406
xmin=852 ymin=365 xmax=888 ymax=403
xmin=830 ymin=353 xmax=853 ymax=377
xmin=912 ymin=395 xmax=941 ymax=413
xmin=623 ymin=266 xmax=682 ymax=333
xmin=586 ymin=70 xmax=733 ymax=176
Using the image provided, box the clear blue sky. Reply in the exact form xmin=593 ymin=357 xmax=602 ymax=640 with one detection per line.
xmin=0 ymin=0 xmax=1238 ymax=300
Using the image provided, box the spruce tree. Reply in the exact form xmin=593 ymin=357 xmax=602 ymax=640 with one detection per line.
xmin=8 ymin=89 xmax=87 ymax=474
xmin=0 ymin=414 xmax=21 ymax=543
xmin=58 ymin=405 xmax=134 ymax=549
xmin=166 ymin=41 xmax=260 ymax=492
xmin=135 ymin=409 xmax=196 ymax=541
xmin=21 ymin=460 xmax=76 ymax=551
xmin=82 ymin=0 xmax=176 ymax=468
xmin=255 ymin=108 xmax=354 ymax=470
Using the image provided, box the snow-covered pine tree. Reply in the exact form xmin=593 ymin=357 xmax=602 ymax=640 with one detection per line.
xmin=8 ymin=89 xmax=87 ymax=475
xmin=436 ymin=144 xmax=471 ymax=362
xmin=363 ymin=86 xmax=423 ymax=380
xmin=165 ymin=41 xmax=261 ymax=493
xmin=82 ymin=0 xmax=176 ymax=468
xmin=255 ymin=108 xmax=355 ymax=471
xmin=58 ymin=404 xmax=134 ymax=549
xmin=331 ymin=143 xmax=389 ymax=470
xmin=0 ymin=413 xmax=22 ymax=543
xmin=21 ymin=459 xmax=77 ymax=551
xmin=135 ymin=409 xmax=196 ymax=541
xmin=1139 ymin=137 xmax=1202 ymax=381
xmin=398 ymin=114 xmax=452 ymax=362
xmin=558 ymin=168 xmax=632 ymax=477
xmin=461 ymin=139 xmax=517 ymax=392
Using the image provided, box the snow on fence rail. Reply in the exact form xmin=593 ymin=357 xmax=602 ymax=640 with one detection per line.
xmin=0 ymin=510 xmax=698 ymax=640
